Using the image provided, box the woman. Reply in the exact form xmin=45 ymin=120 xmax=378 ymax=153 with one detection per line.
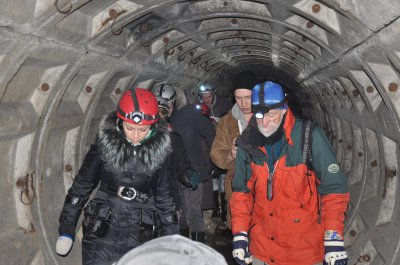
xmin=56 ymin=88 xmax=178 ymax=265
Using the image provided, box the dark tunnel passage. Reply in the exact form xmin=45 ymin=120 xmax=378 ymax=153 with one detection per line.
xmin=1 ymin=0 xmax=400 ymax=264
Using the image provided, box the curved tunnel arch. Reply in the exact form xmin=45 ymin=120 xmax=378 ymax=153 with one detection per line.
xmin=1 ymin=0 xmax=400 ymax=264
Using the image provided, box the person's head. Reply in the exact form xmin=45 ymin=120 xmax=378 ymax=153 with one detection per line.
xmin=156 ymin=95 xmax=170 ymax=120
xmin=232 ymin=71 xmax=258 ymax=115
xmin=112 ymin=235 xmax=228 ymax=265
xmin=117 ymin=88 xmax=159 ymax=144
xmin=197 ymin=82 xmax=216 ymax=107
xmin=251 ymin=81 xmax=288 ymax=137
xmin=152 ymin=83 xmax=177 ymax=117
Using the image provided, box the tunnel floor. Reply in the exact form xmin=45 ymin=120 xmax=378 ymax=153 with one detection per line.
xmin=203 ymin=210 xmax=236 ymax=265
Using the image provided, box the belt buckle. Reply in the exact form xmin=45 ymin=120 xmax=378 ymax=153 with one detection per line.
xmin=117 ymin=186 xmax=137 ymax=201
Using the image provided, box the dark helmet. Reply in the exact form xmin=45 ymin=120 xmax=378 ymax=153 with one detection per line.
xmin=251 ymin=81 xmax=287 ymax=118
xmin=152 ymin=83 xmax=177 ymax=104
xmin=117 ymin=88 xmax=159 ymax=125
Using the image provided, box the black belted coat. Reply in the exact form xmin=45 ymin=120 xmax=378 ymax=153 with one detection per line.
xmin=58 ymin=112 xmax=178 ymax=265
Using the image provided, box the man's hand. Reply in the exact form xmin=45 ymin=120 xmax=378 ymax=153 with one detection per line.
xmin=227 ymin=137 xmax=238 ymax=164
xmin=324 ymin=231 xmax=348 ymax=265
xmin=186 ymin=170 xmax=199 ymax=189
xmin=56 ymin=234 xmax=74 ymax=256
xmin=232 ymin=232 xmax=253 ymax=265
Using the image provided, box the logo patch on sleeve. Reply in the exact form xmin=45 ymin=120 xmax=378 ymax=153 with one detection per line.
xmin=328 ymin=163 xmax=340 ymax=173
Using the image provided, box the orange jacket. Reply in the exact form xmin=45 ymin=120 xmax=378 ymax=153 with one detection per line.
xmin=230 ymin=109 xmax=349 ymax=265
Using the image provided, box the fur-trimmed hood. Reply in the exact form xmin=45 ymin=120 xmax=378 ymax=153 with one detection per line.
xmin=97 ymin=112 xmax=172 ymax=173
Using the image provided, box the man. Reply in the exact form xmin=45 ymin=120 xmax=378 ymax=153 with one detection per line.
xmin=198 ymin=81 xmax=232 ymax=219
xmin=210 ymin=70 xmax=258 ymax=229
xmin=197 ymin=81 xmax=232 ymax=121
xmin=155 ymin=96 xmax=198 ymax=215
xmin=171 ymin=103 xmax=216 ymax=243
xmin=152 ymin=85 xmax=201 ymax=238
xmin=153 ymin=83 xmax=177 ymax=119
xmin=230 ymin=81 xmax=349 ymax=265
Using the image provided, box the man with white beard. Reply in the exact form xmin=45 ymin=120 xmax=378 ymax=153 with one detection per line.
xmin=230 ymin=81 xmax=349 ymax=265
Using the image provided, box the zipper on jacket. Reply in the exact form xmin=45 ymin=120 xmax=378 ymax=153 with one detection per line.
xmin=317 ymin=191 xmax=321 ymax=224
xmin=267 ymin=161 xmax=279 ymax=201
xmin=306 ymin=169 xmax=313 ymax=196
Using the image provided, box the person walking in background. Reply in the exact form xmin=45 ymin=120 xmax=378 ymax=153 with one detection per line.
xmin=230 ymin=81 xmax=349 ymax=265
xmin=56 ymin=88 xmax=178 ymax=265
xmin=152 ymin=83 xmax=177 ymax=120
xmin=210 ymin=70 xmax=258 ymax=230
xmin=197 ymin=81 xmax=232 ymax=221
xmin=171 ymin=103 xmax=216 ymax=242
xmin=155 ymin=95 xmax=199 ymax=237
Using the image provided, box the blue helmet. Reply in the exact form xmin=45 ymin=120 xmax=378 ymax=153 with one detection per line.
xmin=251 ymin=81 xmax=287 ymax=118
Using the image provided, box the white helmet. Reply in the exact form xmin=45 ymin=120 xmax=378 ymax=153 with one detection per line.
xmin=152 ymin=83 xmax=177 ymax=104
xmin=156 ymin=95 xmax=169 ymax=111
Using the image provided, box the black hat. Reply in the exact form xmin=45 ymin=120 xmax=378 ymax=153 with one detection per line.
xmin=232 ymin=71 xmax=258 ymax=91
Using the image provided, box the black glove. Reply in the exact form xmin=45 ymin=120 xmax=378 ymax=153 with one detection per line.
xmin=186 ymin=170 xmax=199 ymax=189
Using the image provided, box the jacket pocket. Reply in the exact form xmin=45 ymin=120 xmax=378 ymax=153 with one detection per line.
xmin=83 ymin=199 xmax=112 ymax=239
xmin=139 ymin=208 xmax=161 ymax=244
xmin=279 ymin=166 xmax=313 ymax=209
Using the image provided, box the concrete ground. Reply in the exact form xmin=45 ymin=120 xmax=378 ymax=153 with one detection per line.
xmin=204 ymin=210 xmax=236 ymax=265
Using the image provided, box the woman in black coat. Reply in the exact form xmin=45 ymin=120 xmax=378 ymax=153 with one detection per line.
xmin=56 ymin=88 xmax=178 ymax=265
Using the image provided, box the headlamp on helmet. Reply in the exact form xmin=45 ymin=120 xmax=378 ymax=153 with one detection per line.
xmin=251 ymin=81 xmax=287 ymax=119
xmin=197 ymin=82 xmax=215 ymax=94
xmin=195 ymin=103 xmax=210 ymax=117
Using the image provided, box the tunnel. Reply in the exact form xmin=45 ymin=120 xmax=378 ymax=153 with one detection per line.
xmin=1 ymin=0 xmax=400 ymax=264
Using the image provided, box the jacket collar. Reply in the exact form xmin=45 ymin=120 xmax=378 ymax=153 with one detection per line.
xmin=283 ymin=108 xmax=295 ymax=146
xmin=97 ymin=112 xmax=172 ymax=173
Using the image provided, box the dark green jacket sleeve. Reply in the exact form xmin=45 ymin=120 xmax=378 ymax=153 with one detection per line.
xmin=311 ymin=127 xmax=348 ymax=196
xmin=232 ymin=146 xmax=253 ymax=193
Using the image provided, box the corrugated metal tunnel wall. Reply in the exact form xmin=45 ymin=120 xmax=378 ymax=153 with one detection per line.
xmin=0 ymin=0 xmax=399 ymax=264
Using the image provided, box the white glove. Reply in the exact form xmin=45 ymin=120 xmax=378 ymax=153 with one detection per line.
xmin=56 ymin=234 xmax=74 ymax=256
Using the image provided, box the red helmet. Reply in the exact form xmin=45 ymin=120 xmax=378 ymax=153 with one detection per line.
xmin=117 ymin=88 xmax=159 ymax=125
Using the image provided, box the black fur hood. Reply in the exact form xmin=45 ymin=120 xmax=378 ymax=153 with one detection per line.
xmin=97 ymin=112 xmax=172 ymax=173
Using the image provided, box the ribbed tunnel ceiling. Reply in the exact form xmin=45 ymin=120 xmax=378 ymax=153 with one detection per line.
xmin=1 ymin=0 xmax=400 ymax=264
